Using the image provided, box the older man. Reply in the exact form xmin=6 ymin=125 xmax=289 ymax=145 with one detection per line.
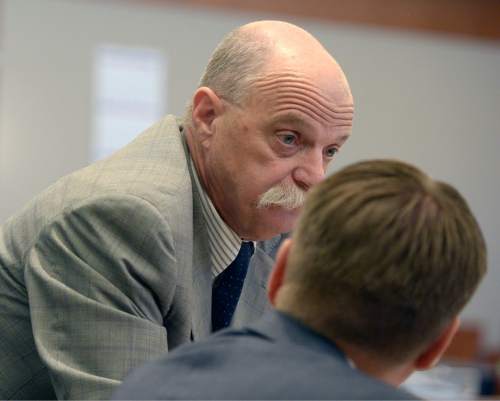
xmin=0 ymin=21 xmax=353 ymax=399
xmin=114 ymin=159 xmax=487 ymax=400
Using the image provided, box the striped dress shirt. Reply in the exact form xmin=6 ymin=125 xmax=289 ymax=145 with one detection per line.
xmin=189 ymin=158 xmax=249 ymax=277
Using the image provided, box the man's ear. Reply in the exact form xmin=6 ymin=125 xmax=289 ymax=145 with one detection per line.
xmin=268 ymin=239 xmax=293 ymax=306
xmin=191 ymin=87 xmax=224 ymax=141
xmin=415 ymin=317 xmax=460 ymax=370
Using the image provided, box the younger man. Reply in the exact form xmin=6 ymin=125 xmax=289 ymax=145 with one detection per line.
xmin=114 ymin=159 xmax=486 ymax=400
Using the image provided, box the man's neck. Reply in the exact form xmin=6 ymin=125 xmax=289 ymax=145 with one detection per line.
xmin=184 ymin=127 xmax=208 ymax=191
xmin=335 ymin=339 xmax=415 ymax=387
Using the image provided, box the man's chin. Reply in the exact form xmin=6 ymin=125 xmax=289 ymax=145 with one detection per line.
xmin=262 ymin=205 xmax=301 ymax=231
xmin=242 ymin=205 xmax=302 ymax=240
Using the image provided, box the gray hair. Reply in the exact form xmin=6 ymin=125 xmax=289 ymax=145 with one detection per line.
xmin=183 ymin=26 xmax=273 ymax=128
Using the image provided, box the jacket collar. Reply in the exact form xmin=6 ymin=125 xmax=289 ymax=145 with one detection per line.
xmin=249 ymin=309 xmax=348 ymax=363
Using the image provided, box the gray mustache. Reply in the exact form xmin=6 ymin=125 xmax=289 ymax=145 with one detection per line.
xmin=257 ymin=182 xmax=306 ymax=210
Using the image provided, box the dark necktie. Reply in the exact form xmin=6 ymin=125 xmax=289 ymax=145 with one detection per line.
xmin=211 ymin=241 xmax=255 ymax=332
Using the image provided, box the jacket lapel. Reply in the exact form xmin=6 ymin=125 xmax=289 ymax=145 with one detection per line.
xmin=189 ymin=199 xmax=213 ymax=341
xmin=182 ymin=132 xmax=213 ymax=341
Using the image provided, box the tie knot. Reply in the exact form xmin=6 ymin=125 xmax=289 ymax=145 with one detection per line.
xmin=240 ymin=241 xmax=255 ymax=258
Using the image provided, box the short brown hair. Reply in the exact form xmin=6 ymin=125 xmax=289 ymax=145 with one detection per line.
xmin=278 ymin=159 xmax=487 ymax=362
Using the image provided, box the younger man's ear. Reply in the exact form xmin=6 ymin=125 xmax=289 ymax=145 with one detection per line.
xmin=415 ymin=317 xmax=460 ymax=371
xmin=268 ymin=239 xmax=293 ymax=306
xmin=191 ymin=87 xmax=224 ymax=140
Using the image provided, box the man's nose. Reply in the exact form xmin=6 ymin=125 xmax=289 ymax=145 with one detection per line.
xmin=292 ymin=151 xmax=326 ymax=191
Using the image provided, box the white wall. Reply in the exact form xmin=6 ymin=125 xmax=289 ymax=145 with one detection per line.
xmin=1 ymin=0 xmax=499 ymax=349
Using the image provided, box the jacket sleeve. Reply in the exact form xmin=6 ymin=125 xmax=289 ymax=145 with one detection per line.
xmin=24 ymin=194 xmax=178 ymax=400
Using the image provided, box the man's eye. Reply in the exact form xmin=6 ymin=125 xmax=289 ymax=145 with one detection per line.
xmin=325 ymin=147 xmax=338 ymax=158
xmin=278 ymin=133 xmax=298 ymax=146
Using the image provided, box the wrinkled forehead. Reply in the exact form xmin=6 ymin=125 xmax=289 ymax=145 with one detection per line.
xmin=247 ymin=69 xmax=354 ymax=129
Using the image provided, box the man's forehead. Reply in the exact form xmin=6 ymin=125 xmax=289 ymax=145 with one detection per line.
xmin=253 ymin=87 xmax=353 ymax=130
xmin=251 ymin=68 xmax=352 ymax=106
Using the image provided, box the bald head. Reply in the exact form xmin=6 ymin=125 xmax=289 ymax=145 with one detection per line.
xmin=238 ymin=20 xmax=326 ymax=53
xmin=185 ymin=20 xmax=352 ymax=126
xmin=239 ymin=20 xmax=334 ymax=64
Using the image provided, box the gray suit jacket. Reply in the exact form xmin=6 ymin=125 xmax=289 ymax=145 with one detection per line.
xmin=0 ymin=116 xmax=282 ymax=400
xmin=113 ymin=310 xmax=419 ymax=400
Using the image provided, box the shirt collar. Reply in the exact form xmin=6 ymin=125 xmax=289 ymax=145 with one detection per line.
xmin=189 ymin=157 xmax=242 ymax=276
xmin=245 ymin=309 xmax=350 ymax=363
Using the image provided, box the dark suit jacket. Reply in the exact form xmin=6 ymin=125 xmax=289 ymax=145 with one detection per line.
xmin=113 ymin=310 xmax=419 ymax=400
xmin=0 ymin=115 xmax=282 ymax=399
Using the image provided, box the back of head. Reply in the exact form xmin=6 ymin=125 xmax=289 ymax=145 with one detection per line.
xmin=277 ymin=159 xmax=487 ymax=363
